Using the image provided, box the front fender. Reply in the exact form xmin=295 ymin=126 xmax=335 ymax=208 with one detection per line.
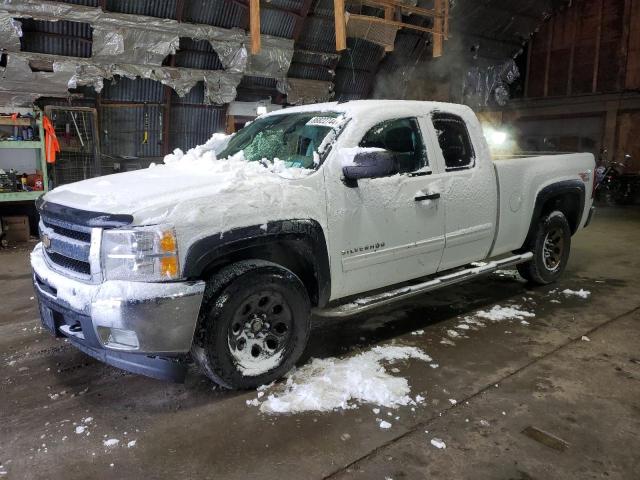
xmin=182 ymin=219 xmax=331 ymax=307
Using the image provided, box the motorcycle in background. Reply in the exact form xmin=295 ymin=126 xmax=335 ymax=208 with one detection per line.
xmin=595 ymin=154 xmax=640 ymax=205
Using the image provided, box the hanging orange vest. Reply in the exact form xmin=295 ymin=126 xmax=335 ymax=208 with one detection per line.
xmin=43 ymin=115 xmax=60 ymax=164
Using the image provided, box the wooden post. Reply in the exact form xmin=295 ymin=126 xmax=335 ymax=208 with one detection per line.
xmin=592 ymin=0 xmax=603 ymax=93
xmin=566 ymin=2 xmax=578 ymax=96
xmin=524 ymin=34 xmax=533 ymax=98
xmin=543 ymin=17 xmax=553 ymax=97
xmin=444 ymin=0 xmax=449 ymax=40
xmin=620 ymin=0 xmax=632 ymax=91
xmin=433 ymin=0 xmax=443 ymax=57
xmin=250 ymin=0 xmax=261 ymax=55
xmin=226 ymin=114 xmax=236 ymax=134
xmin=384 ymin=5 xmax=394 ymax=52
xmin=334 ymin=0 xmax=347 ymax=51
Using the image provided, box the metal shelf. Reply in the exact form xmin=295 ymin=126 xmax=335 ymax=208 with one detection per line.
xmin=0 ymin=117 xmax=33 ymax=126
xmin=0 ymin=141 xmax=42 ymax=149
xmin=0 ymin=191 xmax=43 ymax=202
xmin=0 ymin=108 xmax=48 ymax=204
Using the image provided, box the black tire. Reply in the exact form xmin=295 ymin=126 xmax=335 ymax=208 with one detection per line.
xmin=191 ymin=260 xmax=311 ymax=389
xmin=517 ymin=210 xmax=571 ymax=285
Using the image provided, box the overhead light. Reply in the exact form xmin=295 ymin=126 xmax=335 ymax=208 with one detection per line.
xmin=484 ymin=127 xmax=508 ymax=147
xmin=489 ymin=130 xmax=507 ymax=146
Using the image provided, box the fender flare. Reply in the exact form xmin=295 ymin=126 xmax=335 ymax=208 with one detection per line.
xmin=521 ymin=180 xmax=585 ymax=249
xmin=183 ymin=219 xmax=331 ymax=307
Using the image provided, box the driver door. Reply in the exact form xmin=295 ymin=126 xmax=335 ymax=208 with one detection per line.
xmin=324 ymin=116 xmax=446 ymax=298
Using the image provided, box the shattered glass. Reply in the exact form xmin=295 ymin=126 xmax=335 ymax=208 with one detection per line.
xmin=219 ymin=112 xmax=343 ymax=169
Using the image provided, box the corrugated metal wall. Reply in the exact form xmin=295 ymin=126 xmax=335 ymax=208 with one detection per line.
xmin=169 ymin=106 xmax=226 ymax=152
xmin=105 ymin=0 xmax=178 ymax=19
xmin=102 ymin=78 xmax=165 ymax=103
xmin=183 ymin=0 xmax=245 ymax=28
xmin=100 ymin=104 xmax=163 ymax=158
xmin=20 ymin=19 xmax=93 ymax=58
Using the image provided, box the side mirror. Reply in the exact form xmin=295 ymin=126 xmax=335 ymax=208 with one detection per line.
xmin=342 ymin=150 xmax=397 ymax=187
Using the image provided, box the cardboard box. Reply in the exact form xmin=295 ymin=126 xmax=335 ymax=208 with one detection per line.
xmin=2 ymin=216 xmax=30 ymax=243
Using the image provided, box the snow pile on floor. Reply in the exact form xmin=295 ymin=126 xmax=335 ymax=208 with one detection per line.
xmin=430 ymin=438 xmax=446 ymax=449
xmin=561 ymin=289 xmax=591 ymax=299
xmin=103 ymin=438 xmax=119 ymax=448
xmin=379 ymin=420 xmax=392 ymax=429
xmin=475 ymin=305 xmax=535 ymax=322
xmin=250 ymin=345 xmax=433 ymax=414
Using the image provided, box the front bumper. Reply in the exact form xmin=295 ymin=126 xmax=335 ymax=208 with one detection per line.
xmin=31 ymin=244 xmax=205 ymax=382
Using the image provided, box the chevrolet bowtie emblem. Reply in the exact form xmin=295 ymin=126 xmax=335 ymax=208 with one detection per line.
xmin=41 ymin=234 xmax=51 ymax=249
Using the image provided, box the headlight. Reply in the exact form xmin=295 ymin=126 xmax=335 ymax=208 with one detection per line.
xmin=101 ymin=224 xmax=180 ymax=281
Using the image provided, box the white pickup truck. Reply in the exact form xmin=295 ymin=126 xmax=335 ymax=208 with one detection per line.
xmin=31 ymin=100 xmax=595 ymax=388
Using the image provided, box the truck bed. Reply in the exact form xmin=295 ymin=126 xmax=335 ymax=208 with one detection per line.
xmin=490 ymin=152 xmax=595 ymax=257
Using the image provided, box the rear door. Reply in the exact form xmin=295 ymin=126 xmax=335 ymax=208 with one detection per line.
xmin=324 ymin=116 xmax=446 ymax=298
xmin=428 ymin=112 xmax=498 ymax=271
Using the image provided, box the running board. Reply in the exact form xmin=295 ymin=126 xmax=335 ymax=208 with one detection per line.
xmin=312 ymin=252 xmax=533 ymax=318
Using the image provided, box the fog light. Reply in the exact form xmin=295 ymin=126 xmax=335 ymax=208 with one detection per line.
xmin=99 ymin=327 xmax=140 ymax=350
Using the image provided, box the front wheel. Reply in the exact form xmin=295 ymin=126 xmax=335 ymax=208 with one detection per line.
xmin=517 ymin=210 xmax=571 ymax=285
xmin=192 ymin=260 xmax=311 ymax=389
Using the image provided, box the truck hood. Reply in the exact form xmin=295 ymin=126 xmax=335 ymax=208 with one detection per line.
xmin=44 ymin=158 xmax=315 ymax=226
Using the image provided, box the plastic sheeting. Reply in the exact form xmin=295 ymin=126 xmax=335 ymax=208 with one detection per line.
xmin=0 ymin=54 xmax=71 ymax=106
xmin=204 ymin=71 xmax=243 ymax=105
xmin=463 ymin=59 xmax=520 ymax=107
xmin=53 ymin=59 xmax=243 ymax=104
xmin=0 ymin=0 xmax=294 ymax=78
xmin=244 ymin=36 xmax=295 ymax=79
xmin=0 ymin=12 xmax=22 ymax=51
xmin=91 ymin=25 xmax=180 ymax=66
xmin=0 ymin=0 xmax=295 ymax=105
xmin=277 ymin=78 xmax=334 ymax=105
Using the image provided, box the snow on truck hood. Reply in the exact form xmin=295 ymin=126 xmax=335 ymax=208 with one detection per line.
xmin=43 ymin=134 xmax=317 ymax=226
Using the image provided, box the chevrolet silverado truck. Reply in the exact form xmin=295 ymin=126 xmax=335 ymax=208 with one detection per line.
xmin=31 ymin=100 xmax=596 ymax=388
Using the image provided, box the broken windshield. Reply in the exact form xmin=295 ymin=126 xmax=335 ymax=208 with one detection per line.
xmin=218 ymin=112 xmax=345 ymax=170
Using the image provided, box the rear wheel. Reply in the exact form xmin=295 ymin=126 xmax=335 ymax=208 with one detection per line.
xmin=517 ymin=210 xmax=571 ymax=285
xmin=192 ymin=260 xmax=310 ymax=389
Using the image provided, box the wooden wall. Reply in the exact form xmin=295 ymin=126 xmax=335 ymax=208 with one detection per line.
xmin=526 ymin=0 xmax=638 ymax=98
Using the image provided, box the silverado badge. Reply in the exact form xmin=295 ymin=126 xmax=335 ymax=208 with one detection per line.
xmin=341 ymin=242 xmax=385 ymax=256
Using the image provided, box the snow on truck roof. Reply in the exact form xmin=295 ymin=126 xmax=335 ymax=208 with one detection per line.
xmin=265 ymin=100 xmax=475 ymax=118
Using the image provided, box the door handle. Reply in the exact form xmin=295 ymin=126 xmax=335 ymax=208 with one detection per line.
xmin=415 ymin=193 xmax=440 ymax=201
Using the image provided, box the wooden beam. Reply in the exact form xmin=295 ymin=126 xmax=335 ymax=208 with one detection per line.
xmin=355 ymin=0 xmax=443 ymax=18
xmin=334 ymin=0 xmax=347 ymax=51
xmin=566 ymin=2 xmax=578 ymax=96
xmin=592 ymin=0 xmax=603 ymax=93
xmin=432 ymin=0 xmax=444 ymax=57
xmin=348 ymin=14 xmax=443 ymax=35
xmin=384 ymin=5 xmax=395 ymax=52
xmin=293 ymin=0 xmax=313 ymax=40
xmin=175 ymin=0 xmax=185 ymax=22
xmin=250 ymin=0 xmax=261 ymax=55
xmin=226 ymin=114 xmax=236 ymax=134
xmin=524 ymin=36 xmax=533 ymax=98
xmin=620 ymin=0 xmax=633 ymax=91
xmin=543 ymin=17 xmax=553 ymax=97
xmin=444 ymin=0 xmax=449 ymax=40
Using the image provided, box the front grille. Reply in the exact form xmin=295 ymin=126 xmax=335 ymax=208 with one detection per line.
xmin=43 ymin=220 xmax=91 ymax=243
xmin=40 ymin=215 xmax=94 ymax=280
xmin=45 ymin=251 xmax=91 ymax=275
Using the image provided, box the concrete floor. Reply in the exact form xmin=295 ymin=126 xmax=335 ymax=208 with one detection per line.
xmin=1 ymin=206 xmax=639 ymax=480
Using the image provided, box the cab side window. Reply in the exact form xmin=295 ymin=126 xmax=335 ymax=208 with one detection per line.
xmin=359 ymin=118 xmax=428 ymax=174
xmin=432 ymin=113 xmax=475 ymax=171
